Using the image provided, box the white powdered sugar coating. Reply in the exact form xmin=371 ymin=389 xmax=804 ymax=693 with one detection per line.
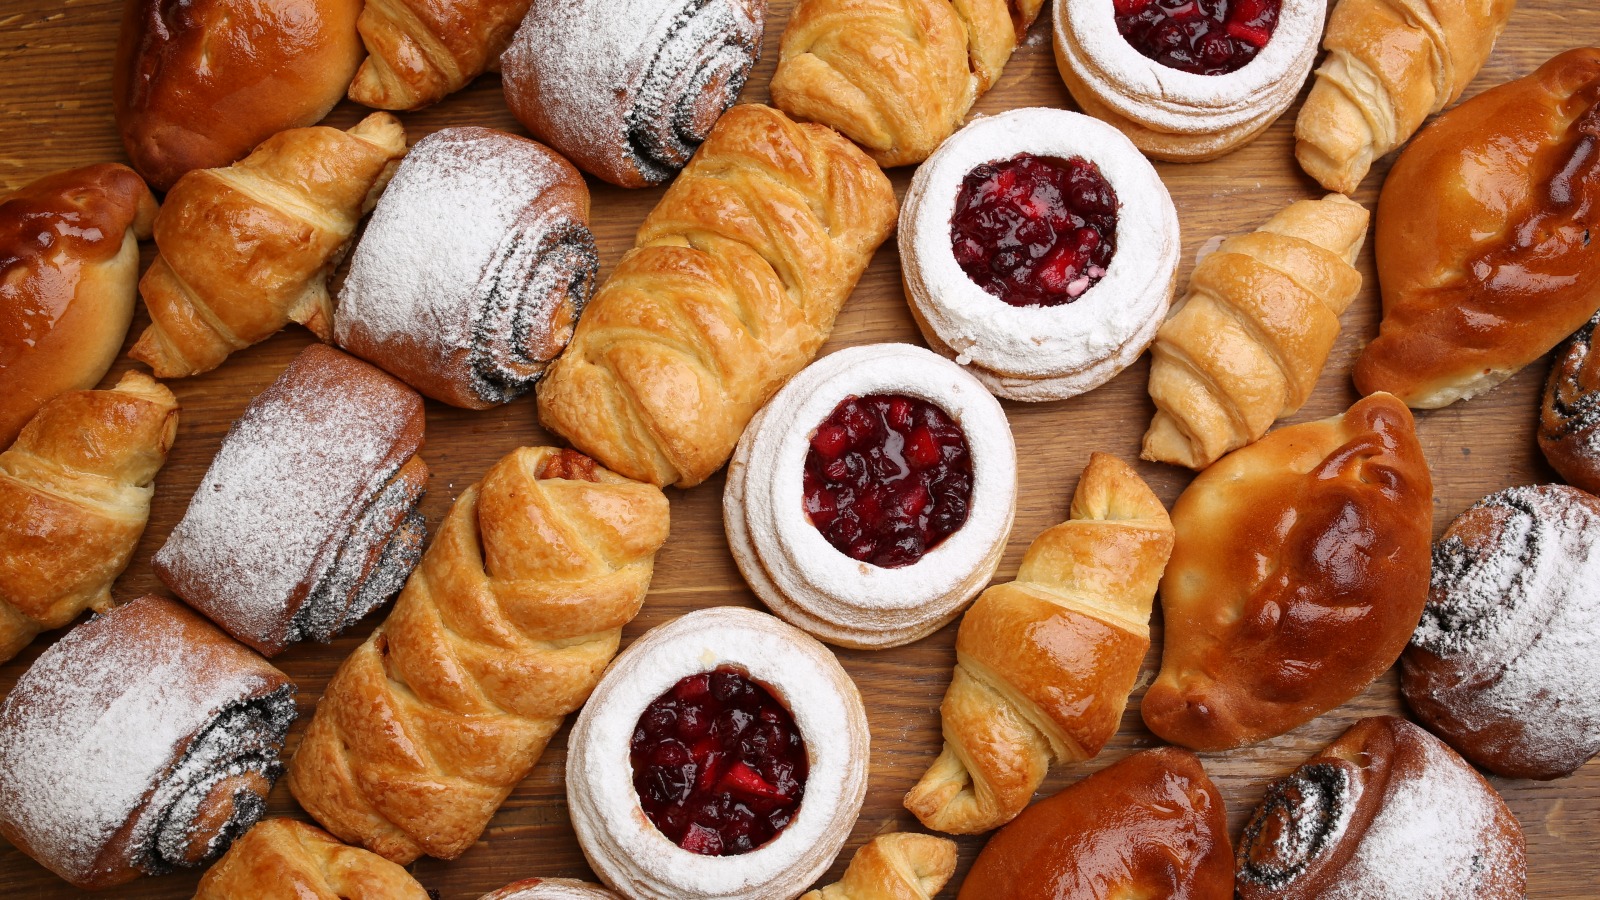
xmin=483 ymin=879 xmax=621 ymax=900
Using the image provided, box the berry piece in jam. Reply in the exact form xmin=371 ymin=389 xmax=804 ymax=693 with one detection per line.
xmin=804 ymin=393 xmax=973 ymax=568
xmin=630 ymin=666 xmax=808 ymax=857
xmin=949 ymin=154 xmax=1119 ymax=309
xmin=1114 ymin=0 xmax=1282 ymax=76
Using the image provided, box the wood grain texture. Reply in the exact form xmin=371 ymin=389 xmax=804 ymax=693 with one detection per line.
xmin=0 ymin=1 xmax=1595 ymax=896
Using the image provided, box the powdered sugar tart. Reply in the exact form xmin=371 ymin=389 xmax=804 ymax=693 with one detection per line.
xmin=724 ymin=344 xmax=1017 ymax=649
xmin=482 ymin=879 xmax=621 ymax=899
xmin=567 ymin=607 xmax=869 ymax=900
xmin=901 ymin=108 xmax=1179 ymax=402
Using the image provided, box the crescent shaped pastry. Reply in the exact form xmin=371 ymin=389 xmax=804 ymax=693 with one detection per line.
xmin=801 ymin=833 xmax=957 ymax=900
xmin=195 ymin=819 xmax=431 ymax=899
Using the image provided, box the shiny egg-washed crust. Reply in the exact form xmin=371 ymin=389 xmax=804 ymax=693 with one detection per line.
xmin=347 ymin=0 xmax=532 ymax=110
xmin=801 ymin=833 xmax=957 ymax=900
xmin=1541 ymin=312 xmax=1600 ymax=495
xmin=195 ymin=819 xmax=430 ymax=899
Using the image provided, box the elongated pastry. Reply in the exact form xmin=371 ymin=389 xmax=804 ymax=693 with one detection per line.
xmin=335 ymin=127 xmax=598 ymax=409
xmin=1295 ymin=0 xmax=1517 ymax=193
xmin=771 ymin=0 xmax=1046 ymax=167
xmin=0 ymin=597 xmax=296 ymax=890
xmin=347 ymin=0 xmax=532 ymax=109
xmin=131 ymin=114 xmax=407 ymax=379
xmin=0 ymin=164 xmax=157 ymax=447
xmin=289 ymin=447 xmax=669 ymax=864
xmin=802 ymin=833 xmax=957 ymax=900
xmin=537 ymin=104 xmax=898 ymax=488
xmin=1143 ymin=194 xmax=1369 ymax=469
xmin=1143 ymin=393 xmax=1433 ymax=751
xmin=484 ymin=880 xmax=621 ymax=899
xmin=1541 ymin=313 xmax=1600 ymax=494
xmin=0 ymin=371 xmax=177 ymax=663
xmin=503 ymin=0 xmax=767 ymax=188
xmin=904 ymin=453 xmax=1172 ymax=834
xmin=1355 ymin=49 xmax=1600 ymax=407
xmin=154 ymin=344 xmax=428 ymax=657
xmin=195 ymin=819 xmax=430 ymax=900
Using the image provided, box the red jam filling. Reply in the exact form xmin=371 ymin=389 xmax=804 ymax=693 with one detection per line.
xmin=631 ymin=666 xmax=807 ymax=857
xmin=803 ymin=394 xmax=973 ymax=569
xmin=1114 ymin=0 xmax=1281 ymax=76
xmin=950 ymin=154 xmax=1119 ymax=309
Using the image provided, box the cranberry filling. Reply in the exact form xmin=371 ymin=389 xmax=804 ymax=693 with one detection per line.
xmin=804 ymin=393 xmax=973 ymax=569
xmin=950 ymin=154 xmax=1119 ymax=309
xmin=631 ymin=666 xmax=807 ymax=857
xmin=1114 ymin=0 xmax=1281 ymax=76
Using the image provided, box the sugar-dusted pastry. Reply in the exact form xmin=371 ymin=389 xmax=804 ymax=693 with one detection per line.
xmin=503 ymin=0 xmax=767 ymax=188
xmin=725 ymin=344 xmax=1017 ymax=649
xmin=131 ymin=113 xmax=407 ymax=379
xmin=1236 ymin=716 xmax=1526 ymax=899
xmin=959 ymin=747 xmax=1233 ymax=899
xmin=905 ymin=453 xmax=1172 ymax=834
xmin=1541 ymin=313 xmax=1600 ymax=494
xmin=0 ymin=597 xmax=296 ymax=890
xmin=1054 ymin=0 xmax=1325 ymax=161
xmin=901 ymin=108 xmax=1179 ymax=401
xmin=567 ymin=607 xmax=869 ymax=900
xmin=195 ymin=819 xmax=430 ymax=900
xmin=1144 ymin=194 xmax=1369 ymax=469
xmin=335 ymin=127 xmax=598 ymax=409
xmin=0 ymin=164 xmax=157 ymax=447
xmin=1143 ymin=393 xmax=1433 ymax=751
xmin=347 ymin=0 xmax=531 ymax=110
xmin=0 ymin=372 xmax=177 ymax=662
xmin=1295 ymin=0 xmax=1517 ymax=193
xmin=289 ymin=447 xmax=668 ymax=864
xmin=483 ymin=880 xmax=621 ymax=900
xmin=538 ymin=105 xmax=898 ymax=488
xmin=770 ymin=0 xmax=1046 ymax=167
xmin=153 ymin=344 xmax=428 ymax=657
xmin=113 ymin=0 xmax=363 ymax=190
xmin=1355 ymin=48 xmax=1600 ymax=408
xmin=1403 ymin=485 xmax=1600 ymax=780
xmin=801 ymin=833 xmax=957 ymax=900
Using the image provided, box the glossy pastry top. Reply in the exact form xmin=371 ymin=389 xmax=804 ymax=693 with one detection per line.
xmin=194 ymin=818 xmax=431 ymax=900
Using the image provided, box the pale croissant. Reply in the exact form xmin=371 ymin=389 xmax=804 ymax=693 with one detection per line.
xmin=348 ymin=0 xmax=532 ymax=109
xmin=802 ymin=833 xmax=958 ymax=900
xmin=1142 ymin=194 xmax=1369 ymax=470
xmin=904 ymin=453 xmax=1173 ymax=834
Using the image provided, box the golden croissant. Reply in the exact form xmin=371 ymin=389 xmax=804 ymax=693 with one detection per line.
xmin=802 ymin=833 xmax=958 ymax=900
xmin=348 ymin=0 xmax=533 ymax=110
xmin=195 ymin=819 xmax=431 ymax=900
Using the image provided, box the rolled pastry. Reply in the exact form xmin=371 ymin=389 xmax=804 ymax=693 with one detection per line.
xmin=348 ymin=0 xmax=533 ymax=110
xmin=153 ymin=344 xmax=428 ymax=657
xmin=483 ymin=880 xmax=622 ymax=899
xmin=0 ymin=596 xmax=296 ymax=890
xmin=1541 ymin=313 xmax=1600 ymax=495
xmin=335 ymin=126 xmax=598 ymax=409
xmin=801 ymin=833 xmax=956 ymax=900
xmin=195 ymin=819 xmax=431 ymax=899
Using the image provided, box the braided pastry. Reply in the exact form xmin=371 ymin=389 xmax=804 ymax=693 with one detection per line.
xmin=347 ymin=0 xmax=532 ymax=110
xmin=802 ymin=833 xmax=957 ymax=900
xmin=195 ymin=819 xmax=430 ymax=899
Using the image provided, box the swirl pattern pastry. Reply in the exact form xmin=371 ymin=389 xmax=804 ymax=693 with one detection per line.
xmin=348 ymin=0 xmax=531 ymax=110
xmin=1541 ymin=313 xmax=1600 ymax=495
xmin=801 ymin=833 xmax=957 ymax=900
xmin=195 ymin=819 xmax=430 ymax=899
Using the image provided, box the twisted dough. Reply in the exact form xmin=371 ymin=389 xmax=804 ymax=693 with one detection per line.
xmin=195 ymin=819 xmax=430 ymax=899
xmin=348 ymin=0 xmax=532 ymax=109
xmin=904 ymin=453 xmax=1173 ymax=834
xmin=802 ymin=833 xmax=957 ymax=900
xmin=287 ymin=447 xmax=670 ymax=863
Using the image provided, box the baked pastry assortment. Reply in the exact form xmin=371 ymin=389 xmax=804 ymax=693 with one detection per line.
xmin=503 ymin=0 xmax=768 ymax=188
xmin=725 ymin=344 xmax=1017 ymax=649
xmin=131 ymin=113 xmax=407 ymax=379
xmin=154 ymin=344 xmax=428 ymax=657
xmin=1236 ymin=716 xmax=1527 ymax=899
xmin=901 ymin=107 xmax=1180 ymax=401
xmin=194 ymin=819 xmax=430 ymax=900
xmin=1143 ymin=393 xmax=1434 ymax=751
xmin=1541 ymin=313 xmax=1600 ymax=494
xmin=1144 ymin=194 xmax=1369 ymax=469
xmin=0 ymin=372 xmax=177 ymax=663
xmin=0 ymin=597 xmax=296 ymax=890
xmin=905 ymin=453 xmax=1173 ymax=834
xmin=1054 ymin=0 xmax=1325 ymax=161
xmin=1295 ymin=0 xmax=1517 ymax=193
xmin=801 ymin=833 xmax=957 ymax=900
xmin=538 ymin=104 xmax=898 ymax=488
xmin=567 ymin=607 xmax=869 ymax=900
xmin=1355 ymin=48 xmax=1600 ymax=408
xmin=347 ymin=0 xmax=532 ymax=110
xmin=770 ymin=0 xmax=1045 ymax=168
xmin=482 ymin=880 xmax=622 ymax=900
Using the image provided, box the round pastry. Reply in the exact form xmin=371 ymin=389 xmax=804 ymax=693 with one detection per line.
xmin=1053 ymin=0 xmax=1325 ymax=161
xmin=482 ymin=879 xmax=621 ymax=900
xmin=724 ymin=344 xmax=1017 ymax=649
xmin=567 ymin=607 xmax=869 ymax=900
xmin=1402 ymin=484 xmax=1600 ymax=780
xmin=1540 ymin=313 xmax=1600 ymax=495
xmin=900 ymin=108 xmax=1179 ymax=402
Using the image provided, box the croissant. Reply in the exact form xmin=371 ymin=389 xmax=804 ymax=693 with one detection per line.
xmin=536 ymin=104 xmax=897 ymax=488
xmin=1143 ymin=194 xmax=1369 ymax=469
xmin=348 ymin=0 xmax=533 ymax=110
xmin=130 ymin=113 xmax=406 ymax=378
xmin=195 ymin=819 xmax=431 ymax=900
xmin=802 ymin=833 xmax=958 ymax=900
xmin=288 ymin=447 xmax=670 ymax=864
xmin=904 ymin=453 xmax=1173 ymax=834
xmin=1294 ymin=0 xmax=1517 ymax=193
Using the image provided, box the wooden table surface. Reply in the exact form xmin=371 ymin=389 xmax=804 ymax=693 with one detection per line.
xmin=2 ymin=1 xmax=1596 ymax=896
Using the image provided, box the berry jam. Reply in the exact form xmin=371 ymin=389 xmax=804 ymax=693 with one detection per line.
xmin=803 ymin=394 xmax=973 ymax=569
xmin=630 ymin=666 xmax=807 ymax=857
xmin=1114 ymin=0 xmax=1281 ymax=76
xmin=949 ymin=154 xmax=1119 ymax=309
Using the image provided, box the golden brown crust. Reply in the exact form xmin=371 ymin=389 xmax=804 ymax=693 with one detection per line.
xmin=349 ymin=0 xmax=533 ymax=110
xmin=195 ymin=819 xmax=430 ymax=899
xmin=802 ymin=833 xmax=957 ymax=900
xmin=1541 ymin=313 xmax=1600 ymax=494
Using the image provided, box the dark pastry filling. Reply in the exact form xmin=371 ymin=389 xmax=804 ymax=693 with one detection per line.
xmin=631 ymin=666 xmax=808 ymax=857
xmin=804 ymin=394 xmax=973 ymax=569
xmin=1237 ymin=762 xmax=1351 ymax=889
xmin=1114 ymin=0 xmax=1281 ymax=76
xmin=950 ymin=154 xmax=1119 ymax=308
